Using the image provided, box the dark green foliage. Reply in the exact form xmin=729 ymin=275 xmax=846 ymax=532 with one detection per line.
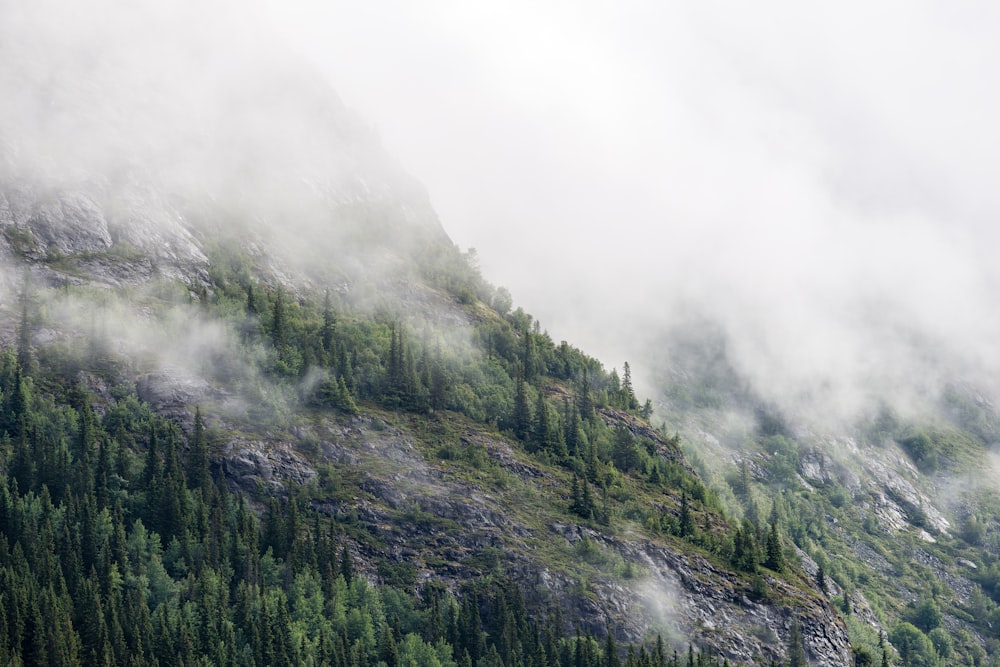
xmin=678 ymin=494 xmax=694 ymax=539
xmin=512 ymin=367 xmax=531 ymax=441
xmin=853 ymin=646 xmax=873 ymax=667
xmin=764 ymin=523 xmax=784 ymax=573
xmin=897 ymin=429 xmax=938 ymax=473
xmin=0 ymin=351 xmax=768 ymax=667
xmin=906 ymin=597 xmax=942 ymax=633
xmin=0 ymin=243 xmax=785 ymax=666
xmin=730 ymin=520 xmax=759 ymax=573
xmin=889 ymin=622 xmax=936 ymax=667
xmin=570 ymin=475 xmax=596 ymax=520
xmin=188 ymin=406 xmax=210 ymax=494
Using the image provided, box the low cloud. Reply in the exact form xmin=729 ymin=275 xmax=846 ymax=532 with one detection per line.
xmin=261 ymin=1 xmax=1000 ymax=424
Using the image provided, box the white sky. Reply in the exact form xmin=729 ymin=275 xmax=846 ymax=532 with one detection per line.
xmin=7 ymin=0 xmax=999 ymax=418
xmin=258 ymin=1 xmax=1000 ymax=414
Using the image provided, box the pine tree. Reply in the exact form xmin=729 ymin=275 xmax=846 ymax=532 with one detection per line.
xmin=522 ymin=328 xmax=539 ymax=381
xmin=16 ymin=277 xmax=32 ymax=373
xmin=604 ymin=629 xmax=620 ymax=667
xmin=188 ymin=407 xmax=210 ymax=494
xmin=142 ymin=424 xmax=160 ymax=488
xmin=322 ymin=290 xmax=337 ymax=358
xmin=569 ymin=474 xmax=596 ymax=519
xmin=429 ymin=340 xmax=448 ymax=411
xmin=621 ymin=362 xmax=638 ymax=411
xmin=576 ymin=369 xmax=594 ymax=422
xmin=532 ymin=390 xmax=552 ymax=453
xmin=339 ymin=542 xmax=354 ymax=584
xmin=764 ymin=523 xmax=784 ymax=572
xmin=678 ymin=493 xmax=694 ymax=538
xmin=513 ymin=367 xmax=531 ymax=441
xmin=270 ymin=289 xmax=287 ymax=349
xmin=246 ymin=283 xmax=258 ymax=314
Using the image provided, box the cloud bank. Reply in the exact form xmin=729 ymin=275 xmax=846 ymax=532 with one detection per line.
xmin=261 ymin=1 xmax=1000 ymax=421
xmin=3 ymin=0 xmax=999 ymax=424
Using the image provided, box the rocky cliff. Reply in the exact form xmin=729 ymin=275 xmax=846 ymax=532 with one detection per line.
xmin=0 ymin=3 xmax=859 ymax=665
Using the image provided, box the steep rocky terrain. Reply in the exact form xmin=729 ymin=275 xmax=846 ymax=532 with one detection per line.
xmin=652 ymin=332 xmax=1000 ymax=664
xmin=0 ymin=3 xmax=911 ymax=667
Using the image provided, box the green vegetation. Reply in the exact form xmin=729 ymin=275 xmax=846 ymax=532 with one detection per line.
xmin=657 ymin=348 xmax=1000 ymax=666
xmin=0 ymin=342 xmax=763 ymax=666
xmin=0 ymin=240 xmax=829 ymax=665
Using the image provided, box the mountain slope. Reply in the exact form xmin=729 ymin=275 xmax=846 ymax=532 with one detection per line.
xmin=651 ymin=324 xmax=1000 ymax=665
xmin=0 ymin=3 xmax=859 ymax=666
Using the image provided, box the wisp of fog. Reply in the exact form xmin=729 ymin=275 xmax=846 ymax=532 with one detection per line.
xmin=4 ymin=0 xmax=1000 ymax=428
xmin=267 ymin=1 xmax=1000 ymax=425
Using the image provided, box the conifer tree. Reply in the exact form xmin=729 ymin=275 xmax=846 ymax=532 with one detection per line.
xmin=532 ymin=390 xmax=552 ymax=453
xmin=188 ymin=406 xmax=210 ymax=494
xmin=679 ymin=493 xmax=694 ymax=538
xmin=576 ymin=369 xmax=594 ymax=422
xmin=429 ymin=340 xmax=448 ymax=411
xmin=270 ymin=289 xmax=287 ymax=349
xmin=340 ymin=542 xmax=354 ymax=584
xmin=621 ymin=362 xmax=638 ymax=411
xmin=764 ymin=523 xmax=784 ymax=572
xmin=16 ymin=277 xmax=32 ymax=373
xmin=322 ymin=290 xmax=337 ymax=358
xmin=142 ymin=424 xmax=161 ymax=488
xmin=513 ymin=366 xmax=531 ymax=441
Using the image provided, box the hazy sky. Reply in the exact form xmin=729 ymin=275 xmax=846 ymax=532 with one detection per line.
xmin=258 ymin=1 xmax=1000 ymax=416
xmin=5 ymin=0 xmax=1000 ymax=420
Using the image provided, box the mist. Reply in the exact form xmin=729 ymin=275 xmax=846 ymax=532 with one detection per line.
xmin=260 ymin=1 xmax=1000 ymax=425
xmin=0 ymin=0 xmax=447 ymax=299
xmin=3 ymin=0 xmax=1000 ymax=428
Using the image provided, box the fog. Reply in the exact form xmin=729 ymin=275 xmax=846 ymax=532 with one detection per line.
xmin=0 ymin=0 xmax=446 ymax=294
xmin=262 ymin=1 xmax=1000 ymax=423
xmin=3 ymin=0 xmax=1000 ymax=427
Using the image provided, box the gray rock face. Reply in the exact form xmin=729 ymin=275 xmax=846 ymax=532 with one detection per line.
xmin=136 ymin=370 xmax=219 ymax=424
xmin=26 ymin=190 xmax=112 ymax=255
xmin=231 ymin=413 xmax=851 ymax=667
xmin=219 ymin=437 xmax=317 ymax=494
xmin=1 ymin=181 xmax=210 ymax=288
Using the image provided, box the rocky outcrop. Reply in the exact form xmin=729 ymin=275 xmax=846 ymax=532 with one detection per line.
xmin=0 ymin=181 xmax=209 ymax=288
xmin=218 ymin=436 xmax=317 ymax=494
xmin=211 ymin=411 xmax=851 ymax=666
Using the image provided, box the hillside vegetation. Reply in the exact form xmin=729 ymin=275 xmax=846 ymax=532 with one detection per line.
xmin=655 ymin=331 xmax=1000 ymax=667
xmin=0 ymin=235 xmax=849 ymax=666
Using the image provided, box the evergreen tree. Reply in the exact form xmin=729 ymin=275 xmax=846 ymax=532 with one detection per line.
xmin=429 ymin=340 xmax=448 ymax=411
xmin=764 ymin=523 xmax=784 ymax=572
xmin=576 ymin=369 xmax=594 ymax=422
xmin=513 ymin=367 xmax=531 ymax=441
xmin=16 ymin=277 xmax=32 ymax=373
xmin=339 ymin=542 xmax=354 ymax=584
xmin=142 ymin=424 xmax=161 ymax=489
xmin=322 ymin=290 xmax=337 ymax=358
xmin=532 ymin=390 xmax=552 ymax=453
xmin=620 ymin=362 xmax=638 ymax=411
xmin=678 ymin=493 xmax=694 ymax=538
xmin=270 ymin=289 xmax=287 ymax=349
xmin=188 ymin=406 xmax=210 ymax=494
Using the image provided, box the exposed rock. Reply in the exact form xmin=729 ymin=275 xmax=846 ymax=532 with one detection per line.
xmin=136 ymin=369 xmax=219 ymax=423
xmin=219 ymin=436 xmax=317 ymax=494
xmin=0 ymin=186 xmax=111 ymax=257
